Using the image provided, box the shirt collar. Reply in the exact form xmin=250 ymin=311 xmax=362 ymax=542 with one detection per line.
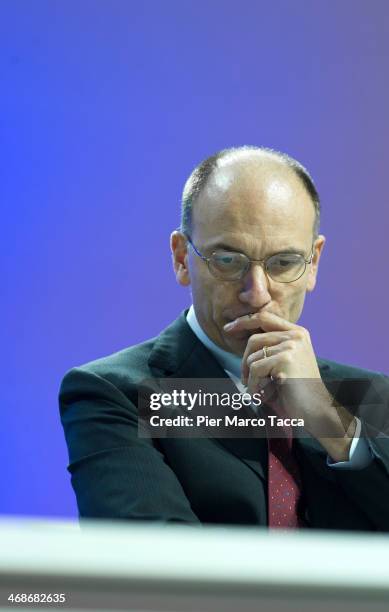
xmin=186 ymin=305 xmax=242 ymax=380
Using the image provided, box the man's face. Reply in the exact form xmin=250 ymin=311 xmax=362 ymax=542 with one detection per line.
xmin=172 ymin=156 xmax=325 ymax=356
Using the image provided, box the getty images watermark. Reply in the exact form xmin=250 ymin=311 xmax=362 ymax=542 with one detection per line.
xmin=146 ymin=387 xmax=303 ymax=429
xmin=137 ymin=377 xmax=389 ymax=439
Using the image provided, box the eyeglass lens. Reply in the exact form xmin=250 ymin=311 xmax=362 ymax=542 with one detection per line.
xmin=209 ymin=251 xmax=307 ymax=282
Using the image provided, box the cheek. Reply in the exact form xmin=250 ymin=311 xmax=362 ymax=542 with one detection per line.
xmin=213 ymin=282 xmax=236 ymax=302
xmin=190 ymin=267 xmax=217 ymax=312
xmin=191 ymin=266 xmax=212 ymax=296
xmin=282 ymin=284 xmax=308 ymax=319
xmin=192 ymin=273 xmax=238 ymax=315
xmin=270 ymin=282 xmax=307 ymax=317
xmin=207 ymin=282 xmax=238 ymax=318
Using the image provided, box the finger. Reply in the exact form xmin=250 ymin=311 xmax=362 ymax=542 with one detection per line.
xmin=256 ymin=311 xmax=295 ymax=332
xmin=241 ymin=332 xmax=291 ymax=376
xmin=245 ymin=354 xmax=279 ymax=392
xmin=246 ymin=356 xmax=291 ymax=395
xmin=242 ymin=339 xmax=290 ymax=383
xmin=224 ymin=310 xmax=295 ymax=333
xmin=223 ymin=314 xmax=264 ymax=333
xmin=242 ymin=331 xmax=291 ymax=352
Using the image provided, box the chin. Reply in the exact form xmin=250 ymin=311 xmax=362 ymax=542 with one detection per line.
xmin=223 ymin=334 xmax=247 ymax=356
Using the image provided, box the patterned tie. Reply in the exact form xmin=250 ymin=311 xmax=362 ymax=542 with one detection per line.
xmin=267 ymin=418 xmax=305 ymax=528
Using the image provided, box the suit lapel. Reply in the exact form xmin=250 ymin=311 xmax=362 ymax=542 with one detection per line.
xmin=148 ymin=311 xmax=267 ymax=482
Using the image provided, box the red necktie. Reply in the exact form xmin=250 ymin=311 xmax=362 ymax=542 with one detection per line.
xmin=267 ymin=421 xmax=305 ymax=528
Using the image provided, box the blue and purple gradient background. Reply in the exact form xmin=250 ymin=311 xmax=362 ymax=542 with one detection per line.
xmin=2 ymin=1 xmax=388 ymax=518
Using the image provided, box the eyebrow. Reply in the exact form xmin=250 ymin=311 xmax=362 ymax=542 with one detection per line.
xmin=205 ymin=241 xmax=307 ymax=258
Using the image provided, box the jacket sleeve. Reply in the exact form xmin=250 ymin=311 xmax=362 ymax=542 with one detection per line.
xmin=330 ymin=372 xmax=389 ymax=531
xmin=59 ymin=367 xmax=201 ymax=523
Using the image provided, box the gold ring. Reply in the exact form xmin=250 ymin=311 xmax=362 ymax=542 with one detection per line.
xmin=263 ymin=346 xmax=268 ymax=359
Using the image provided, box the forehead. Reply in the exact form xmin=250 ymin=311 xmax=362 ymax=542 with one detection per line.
xmin=191 ymin=156 xmax=315 ymax=249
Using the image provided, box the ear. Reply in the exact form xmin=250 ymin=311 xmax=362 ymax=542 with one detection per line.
xmin=170 ymin=230 xmax=191 ymax=286
xmin=306 ymin=234 xmax=325 ymax=293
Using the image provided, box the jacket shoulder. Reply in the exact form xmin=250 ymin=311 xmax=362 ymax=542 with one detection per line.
xmin=318 ymin=357 xmax=387 ymax=381
xmin=59 ymin=335 xmax=159 ymax=401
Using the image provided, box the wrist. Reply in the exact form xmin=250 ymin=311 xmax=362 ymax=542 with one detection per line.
xmin=311 ymin=407 xmax=357 ymax=462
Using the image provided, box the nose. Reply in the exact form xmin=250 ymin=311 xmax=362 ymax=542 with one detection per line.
xmin=238 ymin=263 xmax=272 ymax=309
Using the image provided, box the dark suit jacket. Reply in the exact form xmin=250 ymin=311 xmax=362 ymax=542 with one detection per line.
xmin=59 ymin=310 xmax=389 ymax=530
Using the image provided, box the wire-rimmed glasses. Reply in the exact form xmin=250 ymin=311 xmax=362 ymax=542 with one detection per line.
xmin=186 ymin=236 xmax=314 ymax=283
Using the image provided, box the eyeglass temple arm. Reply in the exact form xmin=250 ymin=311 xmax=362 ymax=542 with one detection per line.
xmin=306 ymin=244 xmax=315 ymax=264
xmin=185 ymin=235 xmax=209 ymax=263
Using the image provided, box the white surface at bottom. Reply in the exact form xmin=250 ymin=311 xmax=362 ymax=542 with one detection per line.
xmin=1 ymin=516 xmax=389 ymax=610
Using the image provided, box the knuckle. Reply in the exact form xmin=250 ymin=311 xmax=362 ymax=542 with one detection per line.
xmin=246 ymin=351 xmax=258 ymax=367
xmin=275 ymin=371 xmax=287 ymax=383
xmin=284 ymin=340 xmax=295 ymax=351
xmin=250 ymin=359 xmax=262 ymax=374
xmin=282 ymin=351 xmax=293 ymax=364
xmin=247 ymin=334 xmax=261 ymax=350
xmin=291 ymin=328 xmax=305 ymax=341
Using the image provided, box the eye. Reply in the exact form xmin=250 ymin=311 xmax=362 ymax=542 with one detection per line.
xmin=266 ymin=253 xmax=306 ymax=282
xmin=213 ymin=251 xmax=241 ymax=268
xmin=209 ymin=250 xmax=248 ymax=279
xmin=269 ymin=254 xmax=302 ymax=269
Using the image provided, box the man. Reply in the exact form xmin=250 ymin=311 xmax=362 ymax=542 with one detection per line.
xmin=59 ymin=146 xmax=389 ymax=530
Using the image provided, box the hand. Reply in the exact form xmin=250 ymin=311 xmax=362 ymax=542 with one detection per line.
xmin=224 ymin=311 xmax=356 ymax=461
xmin=224 ymin=310 xmax=321 ymax=384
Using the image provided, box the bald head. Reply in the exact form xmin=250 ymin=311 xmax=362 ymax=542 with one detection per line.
xmin=181 ymin=146 xmax=320 ymax=238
